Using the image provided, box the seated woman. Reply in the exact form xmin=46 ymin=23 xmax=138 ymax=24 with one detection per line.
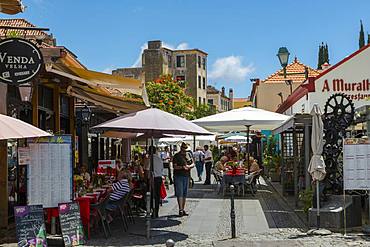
xmin=214 ymin=156 xmax=228 ymax=172
xmin=106 ymin=170 xmax=133 ymax=212
xmin=244 ymin=156 xmax=260 ymax=173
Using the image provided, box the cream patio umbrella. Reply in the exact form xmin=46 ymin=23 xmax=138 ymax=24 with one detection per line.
xmin=0 ymin=114 xmax=51 ymax=140
xmin=92 ymin=108 xmax=212 ymax=238
xmin=307 ymin=104 xmax=326 ymax=230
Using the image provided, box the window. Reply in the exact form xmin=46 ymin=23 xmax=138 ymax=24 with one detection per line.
xmin=202 ymin=57 xmax=206 ymax=70
xmin=198 ymin=97 xmax=201 ymax=104
xmin=203 ymin=98 xmax=206 ymax=105
xmin=168 ymin=54 xmax=172 ymax=68
xmin=198 ymin=56 xmax=201 ymax=68
xmin=60 ymin=95 xmax=70 ymax=134
xmin=38 ymin=86 xmax=54 ymax=131
xmin=202 ymin=77 xmax=206 ymax=89
xmin=198 ymin=76 xmax=201 ymax=88
xmin=176 ymin=55 xmax=185 ymax=68
xmin=208 ymin=99 xmax=214 ymax=105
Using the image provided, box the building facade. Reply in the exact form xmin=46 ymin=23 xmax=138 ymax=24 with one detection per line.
xmin=250 ymin=58 xmax=320 ymax=113
xmin=277 ymin=45 xmax=370 ymax=115
xmin=207 ymin=85 xmax=233 ymax=112
xmin=233 ymin=97 xmax=252 ymax=109
xmin=113 ymin=40 xmax=208 ymax=105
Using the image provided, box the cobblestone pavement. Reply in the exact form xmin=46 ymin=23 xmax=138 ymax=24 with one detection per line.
xmin=84 ymin=176 xmax=370 ymax=247
xmin=2 ymin=176 xmax=370 ymax=247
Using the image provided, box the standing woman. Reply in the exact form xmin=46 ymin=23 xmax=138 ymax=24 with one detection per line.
xmin=173 ymin=142 xmax=194 ymax=216
xmin=194 ymin=146 xmax=205 ymax=182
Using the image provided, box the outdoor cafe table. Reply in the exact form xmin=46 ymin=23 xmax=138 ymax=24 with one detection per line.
xmin=221 ymin=169 xmax=246 ymax=195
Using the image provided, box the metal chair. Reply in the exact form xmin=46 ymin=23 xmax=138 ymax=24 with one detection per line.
xmin=90 ymin=193 xmax=112 ymax=239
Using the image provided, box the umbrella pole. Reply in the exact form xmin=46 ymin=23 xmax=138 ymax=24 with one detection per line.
xmin=316 ymin=180 xmax=320 ymax=230
xmin=246 ymin=125 xmax=251 ymax=174
xmin=146 ymin=135 xmax=154 ymax=239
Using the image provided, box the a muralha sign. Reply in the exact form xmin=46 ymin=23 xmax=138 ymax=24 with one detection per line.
xmin=0 ymin=38 xmax=43 ymax=85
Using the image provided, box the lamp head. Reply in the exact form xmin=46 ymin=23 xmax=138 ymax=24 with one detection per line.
xmin=81 ymin=104 xmax=91 ymax=122
xmin=277 ymin=47 xmax=290 ymax=68
xmin=285 ymin=80 xmax=293 ymax=86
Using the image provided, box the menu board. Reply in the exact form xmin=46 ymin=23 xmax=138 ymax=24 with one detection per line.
xmin=18 ymin=147 xmax=31 ymax=165
xmin=27 ymin=135 xmax=73 ymax=208
xmin=343 ymin=138 xmax=370 ymax=190
xmin=58 ymin=203 xmax=85 ymax=246
xmin=14 ymin=205 xmax=48 ymax=247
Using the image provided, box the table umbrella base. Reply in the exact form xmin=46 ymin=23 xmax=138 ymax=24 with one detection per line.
xmin=307 ymin=228 xmax=332 ymax=236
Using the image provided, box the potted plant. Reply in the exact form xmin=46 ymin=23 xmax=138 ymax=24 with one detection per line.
xmin=263 ymin=136 xmax=281 ymax=182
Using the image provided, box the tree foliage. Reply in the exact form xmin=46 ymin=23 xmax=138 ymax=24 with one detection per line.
xmin=317 ymin=42 xmax=329 ymax=69
xmin=359 ymin=20 xmax=365 ymax=49
xmin=146 ymin=74 xmax=216 ymax=120
xmin=146 ymin=75 xmax=194 ymax=119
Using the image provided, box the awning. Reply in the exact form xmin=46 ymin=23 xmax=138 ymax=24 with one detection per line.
xmin=67 ymin=86 xmax=147 ymax=114
xmin=0 ymin=0 xmax=24 ymax=15
xmin=46 ymin=64 xmax=150 ymax=107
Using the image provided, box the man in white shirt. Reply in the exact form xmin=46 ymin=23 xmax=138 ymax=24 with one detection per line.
xmin=149 ymin=146 xmax=164 ymax=218
xmin=193 ymin=147 xmax=205 ymax=181
xmin=203 ymin=145 xmax=213 ymax=185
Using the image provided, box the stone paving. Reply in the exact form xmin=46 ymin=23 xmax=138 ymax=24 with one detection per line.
xmin=84 ymin=174 xmax=370 ymax=247
xmin=2 ymin=173 xmax=370 ymax=246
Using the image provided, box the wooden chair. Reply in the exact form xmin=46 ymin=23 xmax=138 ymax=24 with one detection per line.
xmin=245 ymin=169 xmax=262 ymax=196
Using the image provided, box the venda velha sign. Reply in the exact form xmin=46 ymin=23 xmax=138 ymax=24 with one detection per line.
xmin=0 ymin=38 xmax=43 ymax=85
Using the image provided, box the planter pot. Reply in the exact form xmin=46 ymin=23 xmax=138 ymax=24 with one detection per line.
xmin=269 ymin=171 xmax=280 ymax=182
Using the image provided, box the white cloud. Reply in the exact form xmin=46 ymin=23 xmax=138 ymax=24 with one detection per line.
xmin=101 ymin=66 xmax=115 ymax=74
xmin=131 ymin=42 xmax=189 ymax=67
xmin=209 ymin=56 xmax=255 ymax=83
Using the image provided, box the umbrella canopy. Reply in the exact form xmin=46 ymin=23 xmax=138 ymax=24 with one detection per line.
xmin=308 ymin=105 xmax=326 ymax=181
xmin=192 ymin=107 xmax=290 ymax=132
xmin=92 ymin=108 xmax=212 ymax=136
xmin=224 ymin=135 xmax=252 ymax=143
xmin=0 ymin=0 xmax=24 ymax=15
xmin=0 ymin=114 xmax=52 ymax=140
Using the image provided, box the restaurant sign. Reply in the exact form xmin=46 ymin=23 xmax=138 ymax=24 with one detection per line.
xmin=0 ymin=38 xmax=43 ymax=85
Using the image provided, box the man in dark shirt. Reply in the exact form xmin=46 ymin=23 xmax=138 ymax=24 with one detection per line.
xmin=173 ymin=142 xmax=194 ymax=216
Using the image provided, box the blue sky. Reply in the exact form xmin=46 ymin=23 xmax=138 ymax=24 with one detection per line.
xmin=3 ymin=0 xmax=370 ymax=98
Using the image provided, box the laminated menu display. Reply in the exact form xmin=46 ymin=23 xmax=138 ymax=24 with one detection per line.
xmin=27 ymin=135 xmax=73 ymax=208
xmin=14 ymin=205 xmax=48 ymax=247
xmin=343 ymin=138 xmax=370 ymax=190
xmin=58 ymin=202 xmax=85 ymax=246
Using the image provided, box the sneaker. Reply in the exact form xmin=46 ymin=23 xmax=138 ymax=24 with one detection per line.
xmin=179 ymin=210 xmax=183 ymax=217
xmin=198 ymin=177 xmax=202 ymax=182
xmin=182 ymin=210 xmax=189 ymax=216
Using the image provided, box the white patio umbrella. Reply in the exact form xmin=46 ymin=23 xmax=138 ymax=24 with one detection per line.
xmin=224 ymin=135 xmax=252 ymax=143
xmin=193 ymin=107 xmax=289 ymax=171
xmin=0 ymin=114 xmax=52 ymax=140
xmin=307 ymin=104 xmax=326 ymax=230
xmin=192 ymin=107 xmax=290 ymax=132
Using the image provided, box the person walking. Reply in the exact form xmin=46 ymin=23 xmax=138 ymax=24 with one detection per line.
xmin=149 ymin=146 xmax=164 ymax=218
xmin=203 ymin=145 xmax=213 ymax=185
xmin=161 ymin=146 xmax=173 ymax=184
xmin=173 ymin=142 xmax=194 ymax=216
xmin=193 ymin=146 xmax=205 ymax=181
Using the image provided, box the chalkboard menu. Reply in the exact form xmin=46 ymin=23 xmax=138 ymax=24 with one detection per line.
xmin=58 ymin=203 xmax=85 ymax=246
xmin=14 ymin=205 xmax=47 ymax=247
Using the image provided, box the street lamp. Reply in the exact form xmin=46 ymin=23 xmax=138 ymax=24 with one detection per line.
xmin=277 ymin=47 xmax=290 ymax=68
xmin=81 ymin=104 xmax=91 ymax=123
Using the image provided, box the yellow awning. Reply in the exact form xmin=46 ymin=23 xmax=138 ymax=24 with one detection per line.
xmin=45 ymin=64 xmax=150 ymax=107
xmin=67 ymin=86 xmax=147 ymax=114
xmin=0 ymin=0 xmax=24 ymax=15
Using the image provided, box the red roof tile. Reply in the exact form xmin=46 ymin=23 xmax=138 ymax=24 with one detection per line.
xmin=0 ymin=18 xmax=49 ymax=37
xmin=261 ymin=57 xmax=320 ymax=84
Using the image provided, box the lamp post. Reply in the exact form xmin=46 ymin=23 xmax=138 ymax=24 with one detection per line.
xmin=277 ymin=92 xmax=283 ymax=104
xmin=79 ymin=104 xmax=91 ymax=171
xmin=285 ymin=80 xmax=293 ymax=95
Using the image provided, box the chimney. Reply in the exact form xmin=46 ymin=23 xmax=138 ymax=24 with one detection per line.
xmin=229 ymin=88 xmax=234 ymax=110
xmin=229 ymin=88 xmax=233 ymax=99
xmin=148 ymin=40 xmax=162 ymax=49
xmin=221 ymin=87 xmax=225 ymax=96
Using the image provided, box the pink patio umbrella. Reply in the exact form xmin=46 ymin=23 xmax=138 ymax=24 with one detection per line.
xmin=0 ymin=114 xmax=52 ymax=140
